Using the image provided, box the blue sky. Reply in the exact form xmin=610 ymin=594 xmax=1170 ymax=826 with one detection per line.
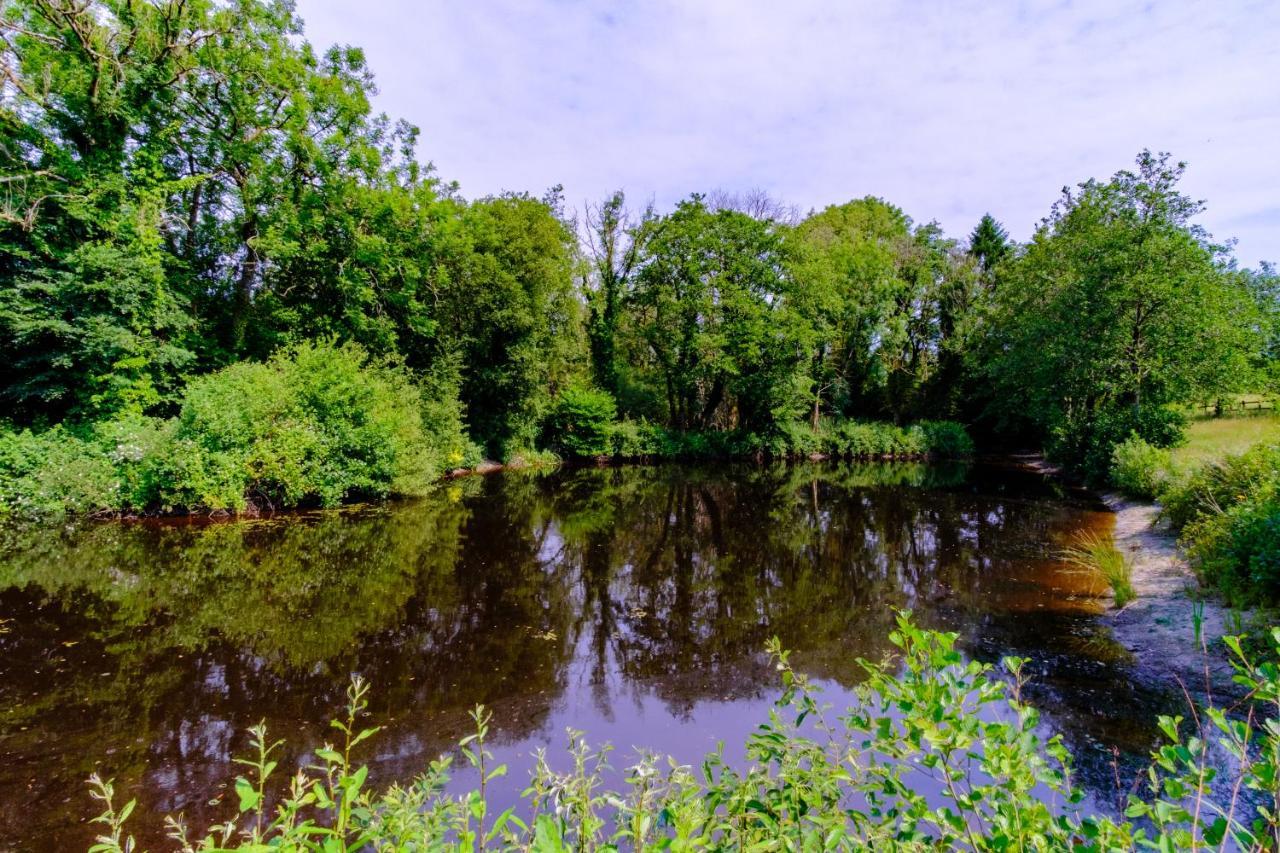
xmin=294 ymin=0 xmax=1279 ymax=266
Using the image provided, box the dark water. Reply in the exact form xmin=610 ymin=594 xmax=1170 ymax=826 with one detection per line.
xmin=0 ymin=461 xmax=1186 ymax=849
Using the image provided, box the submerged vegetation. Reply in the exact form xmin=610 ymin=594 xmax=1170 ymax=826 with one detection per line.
xmin=1 ymin=0 xmax=1276 ymax=522
xmin=87 ymin=615 xmax=1280 ymax=851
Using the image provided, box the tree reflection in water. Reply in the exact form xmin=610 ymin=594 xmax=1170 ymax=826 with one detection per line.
xmin=0 ymin=461 xmax=1182 ymax=848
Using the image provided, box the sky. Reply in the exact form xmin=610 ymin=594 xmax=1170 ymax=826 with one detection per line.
xmin=293 ymin=0 xmax=1280 ymax=266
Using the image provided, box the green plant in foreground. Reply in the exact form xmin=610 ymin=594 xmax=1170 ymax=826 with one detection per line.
xmin=1063 ymin=531 xmax=1136 ymax=608
xmin=87 ymin=614 xmax=1280 ymax=851
xmin=1193 ymin=597 xmax=1206 ymax=647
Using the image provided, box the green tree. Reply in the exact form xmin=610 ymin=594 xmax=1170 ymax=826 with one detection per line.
xmin=788 ymin=198 xmax=912 ymax=424
xmin=583 ymin=190 xmax=649 ymax=400
xmin=968 ymin=213 xmax=1011 ymax=278
xmin=0 ymin=0 xmax=208 ymax=419
xmin=789 ymin=198 xmax=979 ymax=425
xmin=629 ymin=198 xmax=808 ymax=435
xmin=442 ymin=192 xmax=583 ymax=457
xmin=980 ymin=151 xmax=1261 ymax=478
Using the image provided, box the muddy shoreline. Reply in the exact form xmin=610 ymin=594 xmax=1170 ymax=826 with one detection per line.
xmin=1100 ymin=493 xmax=1248 ymax=706
xmin=1011 ymin=452 xmax=1247 ymax=705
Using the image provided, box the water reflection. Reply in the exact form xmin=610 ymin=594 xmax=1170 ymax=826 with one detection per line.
xmin=0 ymin=461 xmax=1179 ymax=848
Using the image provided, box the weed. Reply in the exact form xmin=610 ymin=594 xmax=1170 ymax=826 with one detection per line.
xmin=1062 ymin=531 xmax=1135 ymax=607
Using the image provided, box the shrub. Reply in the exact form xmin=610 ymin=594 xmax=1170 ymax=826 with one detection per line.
xmin=0 ymin=415 xmax=173 ymax=517
xmin=0 ymin=425 xmax=119 ymax=517
xmin=1050 ymin=403 xmax=1186 ymax=485
xmin=159 ymin=341 xmax=441 ymax=511
xmin=609 ymin=418 xmax=661 ymax=458
xmin=1184 ymin=489 xmax=1280 ymax=605
xmin=544 ymin=385 xmax=618 ymax=458
xmin=1161 ymin=443 xmax=1280 ymax=531
xmin=918 ymin=420 xmax=976 ymax=457
xmin=1109 ymin=433 xmax=1172 ymax=500
xmin=0 ymin=341 xmax=468 ymax=518
xmin=87 ymin=615 xmax=1280 ymax=851
xmin=825 ymin=420 xmax=972 ymax=459
xmin=1161 ymin=443 xmax=1280 ymax=605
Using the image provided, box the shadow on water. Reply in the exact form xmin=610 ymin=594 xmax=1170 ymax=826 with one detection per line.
xmin=0 ymin=460 xmax=1186 ymax=848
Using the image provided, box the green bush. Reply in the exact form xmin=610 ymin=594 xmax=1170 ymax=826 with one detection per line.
xmin=823 ymin=420 xmax=971 ymax=458
xmin=159 ymin=341 xmax=442 ymax=511
xmin=0 ymin=425 xmax=119 ymax=517
xmin=1161 ymin=442 xmax=1280 ymax=604
xmin=0 ymin=341 xmax=468 ymax=517
xmin=1185 ymin=494 xmax=1280 ymax=605
xmin=0 ymin=415 xmax=173 ymax=517
xmin=918 ymin=420 xmax=976 ymax=457
xmin=1049 ymin=404 xmax=1186 ymax=485
xmin=88 ymin=614 xmax=1280 ymax=851
xmin=1110 ymin=433 xmax=1172 ymax=500
xmin=544 ymin=385 xmax=617 ymax=458
xmin=608 ymin=417 xmax=661 ymax=458
xmin=1162 ymin=443 xmax=1280 ymax=531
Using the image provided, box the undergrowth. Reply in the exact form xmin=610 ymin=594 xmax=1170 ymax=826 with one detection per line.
xmin=88 ymin=614 xmax=1280 ymax=851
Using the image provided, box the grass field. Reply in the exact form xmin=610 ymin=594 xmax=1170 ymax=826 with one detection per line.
xmin=1173 ymin=413 xmax=1280 ymax=468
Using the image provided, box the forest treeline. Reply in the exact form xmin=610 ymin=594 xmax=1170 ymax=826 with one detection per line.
xmin=1 ymin=0 xmax=1276 ymax=515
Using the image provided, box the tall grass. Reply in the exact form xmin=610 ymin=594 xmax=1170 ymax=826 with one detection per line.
xmin=1062 ymin=531 xmax=1135 ymax=607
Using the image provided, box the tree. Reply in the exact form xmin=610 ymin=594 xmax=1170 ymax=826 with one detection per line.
xmin=583 ymin=190 xmax=649 ymax=400
xmin=630 ymin=198 xmax=807 ymax=434
xmin=442 ymin=192 xmax=583 ymax=457
xmin=0 ymin=0 xmax=210 ymax=419
xmin=979 ymin=151 xmax=1261 ymax=478
xmin=968 ymin=213 xmax=1011 ymax=278
xmin=789 ymin=198 xmax=979 ymax=425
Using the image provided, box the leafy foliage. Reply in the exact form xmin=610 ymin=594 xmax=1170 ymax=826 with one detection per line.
xmin=1162 ymin=442 xmax=1280 ymax=604
xmin=969 ymin=213 xmax=1011 ymax=275
xmin=1 ymin=341 xmax=464 ymax=516
xmin=979 ymin=152 xmax=1261 ymax=481
xmin=545 ymin=385 xmax=618 ymax=458
xmin=1110 ymin=433 xmax=1174 ymax=500
xmin=0 ymin=0 xmax=1273 ymax=520
xmin=86 ymin=614 xmax=1280 ymax=851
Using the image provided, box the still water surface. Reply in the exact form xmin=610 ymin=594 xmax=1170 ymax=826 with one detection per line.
xmin=0 ymin=461 xmax=1185 ymax=848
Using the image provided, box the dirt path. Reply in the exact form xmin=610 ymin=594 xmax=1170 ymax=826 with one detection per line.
xmin=1101 ymin=493 xmax=1246 ymax=705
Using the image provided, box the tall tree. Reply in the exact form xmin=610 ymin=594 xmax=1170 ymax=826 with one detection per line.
xmin=630 ymin=198 xmax=807 ymax=433
xmin=968 ymin=213 xmax=1011 ymax=277
xmin=583 ymin=190 xmax=648 ymax=399
xmin=442 ymin=192 xmax=583 ymax=457
xmin=980 ymin=151 xmax=1260 ymax=477
xmin=0 ymin=0 xmax=213 ymax=419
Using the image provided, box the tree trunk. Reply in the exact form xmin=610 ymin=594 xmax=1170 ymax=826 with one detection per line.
xmin=229 ymin=217 xmax=258 ymax=353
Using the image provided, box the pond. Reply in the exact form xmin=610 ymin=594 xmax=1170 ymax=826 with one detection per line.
xmin=0 ymin=460 xmax=1187 ymax=848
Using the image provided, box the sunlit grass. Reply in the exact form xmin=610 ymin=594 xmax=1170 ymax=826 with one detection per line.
xmin=1174 ymin=414 xmax=1280 ymax=469
xmin=1061 ymin=531 xmax=1135 ymax=607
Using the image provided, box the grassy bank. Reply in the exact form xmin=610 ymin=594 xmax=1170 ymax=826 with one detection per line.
xmin=1173 ymin=414 xmax=1280 ymax=469
xmin=88 ymin=615 xmax=1280 ymax=851
xmin=1109 ymin=415 xmax=1280 ymax=606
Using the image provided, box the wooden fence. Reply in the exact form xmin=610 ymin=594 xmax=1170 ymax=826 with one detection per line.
xmin=1192 ymin=398 xmax=1277 ymax=417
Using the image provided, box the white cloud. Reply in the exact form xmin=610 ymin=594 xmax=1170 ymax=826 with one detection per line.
xmin=295 ymin=0 xmax=1280 ymax=265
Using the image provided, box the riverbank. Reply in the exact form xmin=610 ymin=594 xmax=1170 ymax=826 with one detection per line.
xmin=1100 ymin=493 xmax=1248 ymax=705
xmin=1009 ymin=453 xmax=1249 ymax=704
